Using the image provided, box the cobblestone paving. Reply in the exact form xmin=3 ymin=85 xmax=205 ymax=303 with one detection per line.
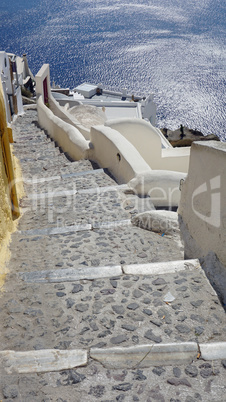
xmin=0 ymin=109 xmax=226 ymax=401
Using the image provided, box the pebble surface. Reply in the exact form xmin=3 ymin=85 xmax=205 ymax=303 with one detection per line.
xmin=0 ymin=109 xmax=226 ymax=401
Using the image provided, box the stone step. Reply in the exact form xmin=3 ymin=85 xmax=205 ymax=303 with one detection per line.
xmin=2 ymin=260 xmax=225 ymax=353
xmin=9 ymin=223 xmax=183 ymax=274
xmin=18 ymin=186 xmax=130 ymax=230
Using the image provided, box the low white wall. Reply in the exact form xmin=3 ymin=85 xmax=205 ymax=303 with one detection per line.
xmin=160 ymin=147 xmax=190 ymax=173
xmin=178 ymin=141 xmax=226 ymax=303
xmin=105 ymin=118 xmax=190 ymax=173
xmin=49 ymin=96 xmax=90 ymax=140
xmin=37 ymin=97 xmax=90 ymax=161
xmin=35 ymin=64 xmax=90 ymax=140
xmin=90 ymin=125 xmax=151 ymax=184
xmin=128 ymin=170 xmax=186 ymax=207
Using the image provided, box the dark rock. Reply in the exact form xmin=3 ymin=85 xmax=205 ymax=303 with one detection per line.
xmin=176 ymin=314 xmax=187 ymax=322
xmin=152 ymin=278 xmax=166 ymax=286
xmin=152 ymin=367 xmax=165 ymax=376
xmin=121 ymin=324 xmax=136 ymax=331
xmin=91 ymin=342 xmax=107 ymax=348
xmin=133 ymin=289 xmax=143 ymax=298
xmin=139 ymin=284 xmax=152 ymax=293
xmin=88 ymin=385 xmax=105 ymax=397
xmin=98 ymin=330 xmax=112 ymax=338
xmin=150 ymin=318 xmax=163 ymax=327
xmin=112 ymin=383 xmax=132 ymax=392
xmin=93 ymin=301 xmax=103 ymax=314
xmin=144 ymin=330 xmax=162 ymax=343
xmin=3 ymin=385 xmax=18 ymax=399
xmin=194 ymin=326 xmax=204 ymax=335
xmin=221 ymin=359 xmax=226 ymax=369
xmin=90 ymin=322 xmax=99 ymax=331
xmin=100 ymin=289 xmax=116 ymax=295
xmin=142 ymin=297 xmax=151 ymax=304
xmin=110 ymin=279 xmax=118 ymax=288
xmin=190 ymin=300 xmax=203 ymax=308
xmin=132 ymin=335 xmax=139 ymax=344
xmin=54 ymin=341 xmax=72 ymax=350
xmin=127 ymin=303 xmax=139 ymax=310
xmin=185 ymin=365 xmax=198 ymax=377
xmin=91 ymin=259 xmax=100 ymax=266
xmin=59 ymin=370 xmax=86 ymax=385
xmin=66 ymin=298 xmax=75 ymax=309
xmin=116 ymin=395 xmax=125 ymax=401
xmin=148 ymin=385 xmax=165 ymax=401
xmin=24 ymin=308 xmax=43 ymax=317
xmin=190 ymin=314 xmax=205 ymax=323
xmin=200 ymin=368 xmax=213 ymax=378
xmin=173 ymin=367 xmax=181 ymax=378
xmin=132 ymin=370 xmax=147 ymax=381
xmin=112 ymin=305 xmax=125 ymax=314
xmin=79 ymin=326 xmax=90 ymax=335
xmin=71 ymin=284 xmax=83 ymax=293
xmin=167 ymin=378 xmax=191 ymax=387
xmin=175 ymin=324 xmax=191 ymax=334
xmin=110 ymin=335 xmax=128 ymax=344
xmin=75 ymin=303 xmax=89 ymax=312
xmin=137 ymin=252 xmax=147 ymax=258
xmin=113 ymin=371 xmax=128 ymax=381
xmin=174 ymin=278 xmax=187 ymax=284
xmin=54 ymin=284 xmax=65 ymax=290
xmin=143 ymin=308 xmax=153 ymax=316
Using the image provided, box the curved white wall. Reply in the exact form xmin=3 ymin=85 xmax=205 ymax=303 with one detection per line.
xmin=90 ymin=125 xmax=151 ymax=184
xmin=105 ymin=118 xmax=190 ymax=173
xmin=37 ymin=97 xmax=90 ymax=161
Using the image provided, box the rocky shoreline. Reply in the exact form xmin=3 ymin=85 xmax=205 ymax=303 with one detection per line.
xmin=161 ymin=126 xmax=220 ymax=147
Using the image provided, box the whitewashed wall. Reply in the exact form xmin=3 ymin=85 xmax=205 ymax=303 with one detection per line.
xmin=105 ymin=118 xmax=190 ymax=173
xmin=178 ymin=141 xmax=226 ymax=303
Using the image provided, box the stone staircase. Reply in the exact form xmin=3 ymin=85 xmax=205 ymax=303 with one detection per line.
xmin=0 ymin=109 xmax=225 ymax=401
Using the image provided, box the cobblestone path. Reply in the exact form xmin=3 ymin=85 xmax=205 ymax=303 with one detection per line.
xmin=0 ymin=109 xmax=226 ymax=401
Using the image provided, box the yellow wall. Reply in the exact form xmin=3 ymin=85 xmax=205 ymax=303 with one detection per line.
xmin=0 ymin=79 xmax=24 ymax=290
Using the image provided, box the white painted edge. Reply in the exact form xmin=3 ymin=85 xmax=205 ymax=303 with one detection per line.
xmin=78 ymin=184 xmax=129 ymax=195
xmin=200 ymin=342 xmax=226 ymax=360
xmin=28 ymin=189 xmax=77 ymax=200
xmin=90 ymin=343 xmax=198 ymax=368
xmin=123 ymin=259 xmax=200 ymax=276
xmin=19 ymin=265 xmax=123 ymax=283
xmin=19 ymin=224 xmax=92 ymax=237
xmin=25 ymin=176 xmax=61 ymax=184
xmin=61 ymin=168 xmax=104 ymax=179
xmin=0 ymin=349 xmax=87 ymax=374
xmin=92 ymin=219 xmax=131 ymax=229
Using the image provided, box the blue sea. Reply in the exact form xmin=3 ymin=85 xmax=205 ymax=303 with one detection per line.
xmin=0 ymin=0 xmax=225 ymax=138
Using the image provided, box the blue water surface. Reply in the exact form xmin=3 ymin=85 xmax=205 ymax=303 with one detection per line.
xmin=0 ymin=0 xmax=225 ymax=138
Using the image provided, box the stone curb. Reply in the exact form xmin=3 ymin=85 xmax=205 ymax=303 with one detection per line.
xmin=19 ymin=259 xmax=200 ymax=283
xmin=19 ymin=265 xmax=122 ymax=283
xmin=2 ymin=342 xmax=226 ymax=374
xmin=19 ymin=224 xmax=92 ymax=237
xmin=90 ymin=343 xmax=198 ymax=369
xmin=199 ymin=342 xmax=226 ymax=360
xmin=123 ymin=259 xmax=200 ymax=276
xmin=28 ymin=189 xmax=77 ymax=199
xmin=0 ymin=349 xmax=87 ymax=374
